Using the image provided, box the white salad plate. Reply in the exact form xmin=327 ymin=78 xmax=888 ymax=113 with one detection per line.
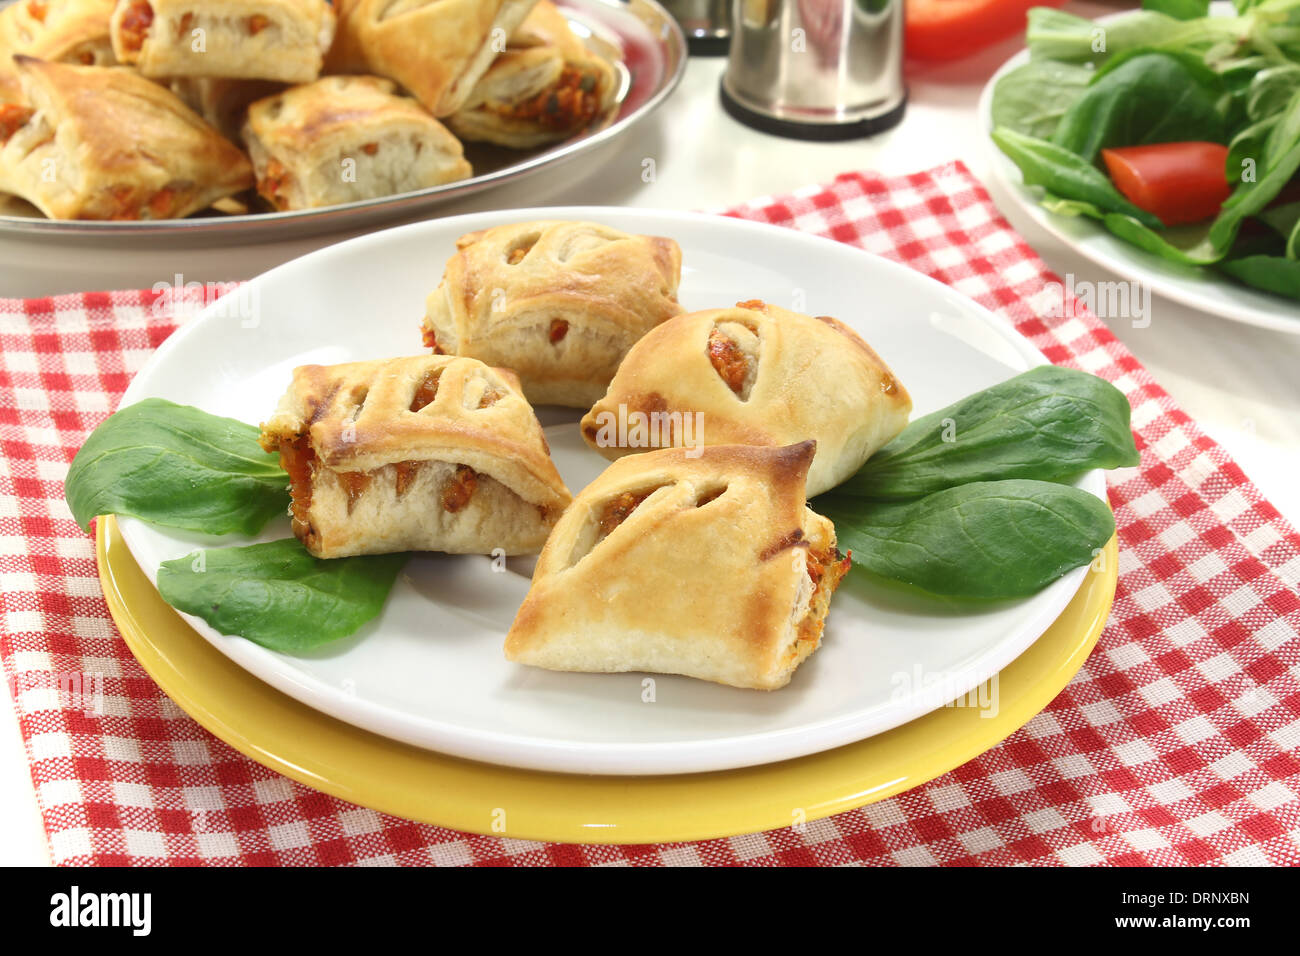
xmin=116 ymin=206 xmax=1107 ymax=775
xmin=978 ymin=4 xmax=1300 ymax=335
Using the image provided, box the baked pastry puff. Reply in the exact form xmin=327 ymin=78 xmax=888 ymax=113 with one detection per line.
xmin=259 ymin=354 xmax=572 ymax=559
xmin=0 ymin=0 xmax=117 ymax=104
xmin=423 ymin=220 xmax=684 ymax=408
xmin=448 ymin=0 xmax=619 ymax=149
xmin=168 ymin=76 xmax=283 ymax=143
xmin=505 ymin=441 xmax=851 ymax=690
xmin=242 ymin=76 xmax=473 ymax=211
xmin=0 ymin=57 xmax=253 ymax=219
xmin=327 ymin=0 xmax=538 ymax=117
xmin=109 ymin=0 xmax=335 ymax=83
xmin=580 ymin=300 xmax=913 ymax=496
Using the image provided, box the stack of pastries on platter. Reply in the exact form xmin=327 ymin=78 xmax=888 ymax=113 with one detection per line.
xmin=259 ymin=219 xmax=914 ymax=690
xmin=0 ymin=0 xmax=621 ymax=219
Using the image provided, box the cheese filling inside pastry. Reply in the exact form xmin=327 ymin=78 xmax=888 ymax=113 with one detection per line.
xmin=581 ymin=300 xmax=913 ymax=497
xmin=109 ymin=0 xmax=335 ymax=83
xmin=422 ymin=219 xmax=684 ymax=408
xmin=242 ymin=75 xmax=472 ymax=211
xmin=448 ymin=0 xmax=619 ymax=149
xmin=259 ymin=354 xmax=572 ymax=559
xmin=504 ymin=441 xmax=850 ymax=690
xmin=0 ymin=56 xmax=252 ymax=219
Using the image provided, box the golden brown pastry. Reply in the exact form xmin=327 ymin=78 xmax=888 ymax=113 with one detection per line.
xmin=0 ymin=57 xmax=252 ymax=219
xmin=109 ymin=0 xmax=335 ymax=82
xmin=448 ymin=0 xmax=619 ymax=149
xmin=326 ymin=0 xmax=538 ymax=117
xmin=168 ymin=76 xmax=283 ymax=142
xmin=242 ymin=76 xmax=472 ymax=211
xmin=580 ymin=300 xmax=913 ymax=496
xmin=505 ymin=441 xmax=850 ymax=690
xmin=259 ymin=354 xmax=572 ymax=559
xmin=423 ymin=220 xmax=684 ymax=407
xmin=0 ymin=0 xmax=117 ymax=103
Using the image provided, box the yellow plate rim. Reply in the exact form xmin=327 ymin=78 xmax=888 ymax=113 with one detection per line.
xmin=96 ymin=515 xmax=1117 ymax=845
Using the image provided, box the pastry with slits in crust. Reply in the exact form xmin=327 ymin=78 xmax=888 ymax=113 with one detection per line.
xmin=505 ymin=441 xmax=851 ymax=690
xmin=422 ymin=219 xmax=684 ymax=408
xmin=580 ymin=300 xmax=913 ymax=496
xmin=327 ymin=0 xmax=538 ymax=117
xmin=242 ymin=76 xmax=472 ymax=212
xmin=0 ymin=57 xmax=252 ymax=220
xmin=258 ymin=354 xmax=572 ymax=559
xmin=448 ymin=0 xmax=619 ymax=149
xmin=0 ymin=0 xmax=117 ymax=104
xmin=109 ymin=0 xmax=335 ymax=82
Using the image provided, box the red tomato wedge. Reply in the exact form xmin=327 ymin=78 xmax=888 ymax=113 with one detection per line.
xmin=906 ymin=0 xmax=1066 ymax=62
xmin=1100 ymin=143 xmax=1232 ymax=227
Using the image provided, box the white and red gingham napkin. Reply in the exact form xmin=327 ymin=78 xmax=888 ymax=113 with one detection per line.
xmin=2 ymin=161 xmax=1298 ymax=866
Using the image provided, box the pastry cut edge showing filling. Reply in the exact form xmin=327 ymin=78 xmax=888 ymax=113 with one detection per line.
xmin=487 ymin=65 xmax=604 ymax=132
xmin=268 ymin=431 xmax=553 ymax=557
xmin=786 ymin=541 xmax=851 ymax=672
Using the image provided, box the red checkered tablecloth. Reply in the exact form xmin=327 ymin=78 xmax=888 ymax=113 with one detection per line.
xmin=3 ymin=161 xmax=1299 ymax=866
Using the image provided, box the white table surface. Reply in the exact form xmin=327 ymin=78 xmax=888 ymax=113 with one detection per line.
xmin=3 ymin=2 xmax=1297 ymax=865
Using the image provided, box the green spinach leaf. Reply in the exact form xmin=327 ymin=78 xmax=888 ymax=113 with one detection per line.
xmin=836 ymin=366 xmax=1139 ymax=500
xmin=1142 ymin=0 xmax=1210 ymax=20
xmin=816 ymin=480 xmax=1115 ymax=599
xmin=66 ymin=398 xmax=287 ymax=535
xmin=1217 ymin=253 xmax=1300 ymax=298
xmin=157 ymin=540 xmax=408 ymax=652
xmin=1051 ymin=51 xmax=1225 ymax=161
xmin=991 ymin=59 xmax=1095 ymax=140
xmin=991 ymin=128 xmax=1164 ymax=228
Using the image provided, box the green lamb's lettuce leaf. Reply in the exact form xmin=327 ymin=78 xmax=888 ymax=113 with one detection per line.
xmin=157 ymin=539 xmax=409 ymax=652
xmin=1142 ymin=0 xmax=1211 ymax=20
xmin=1217 ymin=253 xmax=1300 ymax=297
xmin=991 ymin=127 xmax=1164 ymax=229
xmin=835 ymin=366 xmax=1139 ymax=501
xmin=990 ymin=59 xmax=1095 ymax=140
xmin=816 ymin=480 xmax=1116 ymax=599
xmin=1051 ymin=51 xmax=1226 ymax=161
xmin=65 ymin=398 xmax=287 ymax=535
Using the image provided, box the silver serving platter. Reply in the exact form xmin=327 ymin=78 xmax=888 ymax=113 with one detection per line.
xmin=0 ymin=0 xmax=685 ymax=241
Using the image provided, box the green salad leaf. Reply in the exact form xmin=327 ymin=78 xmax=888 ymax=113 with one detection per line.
xmin=157 ymin=540 xmax=408 ymax=652
xmin=990 ymin=128 xmax=1164 ymax=228
xmin=1142 ymin=0 xmax=1211 ymax=21
xmin=1051 ymin=51 xmax=1226 ymax=161
xmin=65 ymin=398 xmax=287 ymax=535
xmin=1218 ymin=253 xmax=1300 ymax=297
xmin=835 ymin=366 xmax=1139 ymax=500
xmin=991 ymin=59 xmax=1095 ymax=140
xmin=993 ymin=5 xmax=1300 ymax=306
xmin=816 ymin=481 xmax=1115 ymax=599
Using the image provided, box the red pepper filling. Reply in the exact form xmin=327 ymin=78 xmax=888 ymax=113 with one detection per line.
xmin=707 ymin=328 xmax=748 ymax=394
xmin=442 ymin=465 xmax=477 ymax=513
xmin=0 ymin=104 xmax=33 ymax=144
xmin=493 ymin=66 xmax=602 ymax=131
xmin=277 ymin=434 xmax=318 ymax=548
xmin=409 ymin=370 xmax=440 ymax=412
xmin=119 ymin=0 xmax=155 ymax=54
xmin=597 ymin=490 xmax=652 ymax=538
xmin=257 ymin=158 xmax=292 ymax=211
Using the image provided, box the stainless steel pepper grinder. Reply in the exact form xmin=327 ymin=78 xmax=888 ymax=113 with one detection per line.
xmin=720 ymin=0 xmax=907 ymax=140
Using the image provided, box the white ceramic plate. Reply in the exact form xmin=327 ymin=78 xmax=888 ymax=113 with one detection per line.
xmin=978 ymin=4 xmax=1300 ymax=335
xmin=116 ymin=207 xmax=1106 ymax=775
